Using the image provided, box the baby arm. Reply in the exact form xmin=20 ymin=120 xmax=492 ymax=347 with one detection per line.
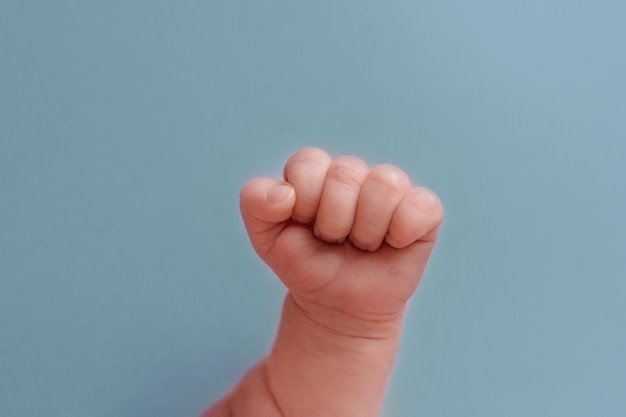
xmin=204 ymin=147 xmax=443 ymax=417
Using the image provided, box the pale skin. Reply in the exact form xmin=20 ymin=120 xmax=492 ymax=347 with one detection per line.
xmin=204 ymin=147 xmax=444 ymax=417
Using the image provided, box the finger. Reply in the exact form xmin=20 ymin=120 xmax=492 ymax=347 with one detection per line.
xmin=283 ymin=147 xmax=332 ymax=224
xmin=349 ymin=164 xmax=411 ymax=252
xmin=239 ymin=177 xmax=296 ymax=257
xmin=385 ymin=186 xmax=444 ymax=248
xmin=313 ymin=156 xmax=369 ymax=242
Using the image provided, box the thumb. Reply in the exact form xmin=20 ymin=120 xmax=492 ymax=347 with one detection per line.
xmin=239 ymin=177 xmax=296 ymax=257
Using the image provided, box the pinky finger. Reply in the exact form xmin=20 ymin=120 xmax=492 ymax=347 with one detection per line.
xmin=385 ymin=187 xmax=444 ymax=248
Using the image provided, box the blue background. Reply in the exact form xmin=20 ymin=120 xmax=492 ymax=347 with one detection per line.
xmin=1 ymin=1 xmax=625 ymax=416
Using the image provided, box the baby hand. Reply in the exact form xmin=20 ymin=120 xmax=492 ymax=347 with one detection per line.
xmin=240 ymin=147 xmax=443 ymax=336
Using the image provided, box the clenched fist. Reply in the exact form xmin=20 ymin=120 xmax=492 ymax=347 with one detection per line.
xmin=240 ymin=147 xmax=443 ymax=332
xmin=206 ymin=147 xmax=444 ymax=417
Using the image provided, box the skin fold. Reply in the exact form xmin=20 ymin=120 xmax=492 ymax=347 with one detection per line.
xmin=204 ymin=147 xmax=444 ymax=417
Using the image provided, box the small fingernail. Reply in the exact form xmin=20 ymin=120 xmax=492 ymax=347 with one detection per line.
xmin=313 ymin=229 xmax=346 ymax=244
xmin=266 ymin=183 xmax=293 ymax=203
xmin=348 ymin=234 xmax=368 ymax=251
xmin=292 ymin=214 xmax=313 ymax=224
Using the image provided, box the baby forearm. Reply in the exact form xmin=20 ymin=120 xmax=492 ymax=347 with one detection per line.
xmin=270 ymin=293 xmax=404 ymax=417
xmin=205 ymin=293 xmax=405 ymax=417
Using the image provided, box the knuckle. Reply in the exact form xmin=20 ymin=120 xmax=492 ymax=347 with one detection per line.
xmin=328 ymin=157 xmax=367 ymax=189
xmin=368 ymin=164 xmax=410 ymax=191
xmin=284 ymin=147 xmax=331 ymax=180
xmin=287 ymin=147 xmax=331 ymax=166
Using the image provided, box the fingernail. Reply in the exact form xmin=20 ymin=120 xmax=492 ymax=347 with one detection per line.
xmin=292 ymin=214 xmax=313 ymax=224
xmin=314 ymin=228 xmax=347 ymax=244
xmin=266 ymin=183 xmax=293 ymax=203
xmin=348 ymin=234 xmax=368 ymax=251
